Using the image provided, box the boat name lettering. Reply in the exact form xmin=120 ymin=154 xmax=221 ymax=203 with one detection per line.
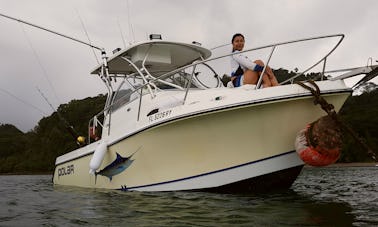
xmin=149 ymin=110 xmax=172 ymax=122
xmin=58 ymin=164 xmax=74 ymax=177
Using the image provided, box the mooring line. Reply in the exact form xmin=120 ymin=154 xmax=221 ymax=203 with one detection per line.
xmin=296 ymin=80 xmax=376 ymax=162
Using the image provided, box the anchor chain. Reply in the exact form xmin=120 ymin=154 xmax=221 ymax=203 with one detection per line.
xmin=295 ymin=80 xmax=377 ymax=162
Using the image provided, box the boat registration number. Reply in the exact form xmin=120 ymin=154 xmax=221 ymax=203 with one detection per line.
xmin=148 ymin=110 xmax=172 ymax=122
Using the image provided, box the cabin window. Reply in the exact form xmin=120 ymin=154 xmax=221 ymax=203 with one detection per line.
xmin=110 ymin=89 xmax=138 ymax=112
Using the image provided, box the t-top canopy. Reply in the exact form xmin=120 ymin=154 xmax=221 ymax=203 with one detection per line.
xmin=91 ymin=41 xmax=212 ymax=75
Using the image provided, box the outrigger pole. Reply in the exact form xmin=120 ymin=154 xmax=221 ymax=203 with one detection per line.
xmin=0 ymin=12 xmax=102 ymax=51
xmin=0 ymin=12 xmax=110 ymax=78
xmin=0 ymin=12 xmax=111 ymax=145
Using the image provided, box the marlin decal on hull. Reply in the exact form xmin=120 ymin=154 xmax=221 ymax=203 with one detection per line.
xmin=95 ymin=148 xmax=140 ymax=182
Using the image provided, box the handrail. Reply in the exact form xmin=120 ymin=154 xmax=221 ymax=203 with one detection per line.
xmin=138 ymin=34 xmax=345 ymax=88
xmin=121 ymin=56 xmax=155 ymax=98
xmin=183 ymin=64 xmax=197 ymax=105
xmin=279 ymin=34 xmax=344 ymax=84
xmin=210 ymin=34 xmax=344 ymax=85
xmin=103 ymin=34 xmax=345 ymax=109
xmin=256 ymin=45 xmax=276 ymax=89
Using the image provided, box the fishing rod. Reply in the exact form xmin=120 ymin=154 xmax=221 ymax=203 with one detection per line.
xmin=37 ymin=87 xmax=85 ymax=146
xmin=0 ymin=87 xmax=47 ymax=115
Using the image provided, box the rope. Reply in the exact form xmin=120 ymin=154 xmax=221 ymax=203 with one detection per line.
xmin=295 ymin=80 xmax=377 ymax=162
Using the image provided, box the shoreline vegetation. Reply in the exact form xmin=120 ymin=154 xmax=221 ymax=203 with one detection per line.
xmin=305 ymin=162 xmax=378 ymax=168
xmin=0 ymin=172 xmax=53 ymax=176
xmin=0 ymin=71 xmax=377 ymax=175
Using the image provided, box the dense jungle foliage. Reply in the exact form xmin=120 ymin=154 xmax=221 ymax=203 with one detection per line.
xmin=0 ymin=72 xmax=377 ymax=174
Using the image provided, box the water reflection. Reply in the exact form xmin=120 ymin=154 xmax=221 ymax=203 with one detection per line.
xmin=52 ymin=186 xmax=355 ymax=226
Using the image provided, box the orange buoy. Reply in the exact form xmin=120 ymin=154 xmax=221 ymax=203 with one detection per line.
xmin=295 ymin=116 xmax=342 ymax=166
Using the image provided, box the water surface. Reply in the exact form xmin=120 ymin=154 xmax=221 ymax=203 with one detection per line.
xmin=0 ymin=166 xmax=377 ymax=226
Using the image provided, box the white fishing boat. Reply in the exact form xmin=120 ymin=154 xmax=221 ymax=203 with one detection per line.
xmin=52 ymin=34 xmax=377 ymax=192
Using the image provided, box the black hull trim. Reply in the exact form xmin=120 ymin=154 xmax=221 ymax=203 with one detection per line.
xmin=200 ymin=165 xmax=304 ymax=193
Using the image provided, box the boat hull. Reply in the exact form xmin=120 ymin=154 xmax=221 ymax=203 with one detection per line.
xmin=53 ymin=90 xmax=350 ymax=192
xmin=204 ymin=165 xmax=304 ymax=193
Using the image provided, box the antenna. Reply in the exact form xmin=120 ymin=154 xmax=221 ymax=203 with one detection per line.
xmin=126 ymin=0 xmax=135 ymax=43
xmin=117 ymin=17 xmax=127 ymax=48
xmin=210 ymin=43 xmax=231 ymax=50
xmin=75 ymin=9 xmax=100 ymax=64
xmin=0 ymin=12 xmax=103 ymax=51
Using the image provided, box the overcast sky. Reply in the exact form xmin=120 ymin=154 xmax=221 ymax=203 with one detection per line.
xmin=0 ymin=0 xmax=377 ymax=132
